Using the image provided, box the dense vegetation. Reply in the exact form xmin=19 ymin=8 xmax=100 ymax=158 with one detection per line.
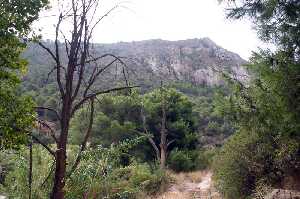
xmin=213 ymin=0 xmax=300 ymax=198
xmin=1 ymin=0 xmax=299 ymax=198
xmin=0 ymin=85 xmax=225 ymax=198
xmin=0 ymin=0 xmax=48 ymax=150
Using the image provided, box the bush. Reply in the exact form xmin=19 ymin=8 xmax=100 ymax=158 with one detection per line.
xmin=68 ymin=162 xmax=169 ymax=199
xmin=0 ymin=146 xmax=54 ymax=198
xmin=168 ymin=149 xmax=215 ymax=172
xmin=168 ymin=149 xmax=193 ymax=172
xmin=212 ymin=129 xmax=299 ymax=199
xmin=0 ymin=138 xmax=170 ymax=199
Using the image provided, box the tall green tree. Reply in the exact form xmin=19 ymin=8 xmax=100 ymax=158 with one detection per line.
xmin=213 ymin=1 xmax=300 ymax=198
xmin=70 ymin=88 xmax=198 ymax=164
xmin=0 ymin=0 xmax=48 ymax=150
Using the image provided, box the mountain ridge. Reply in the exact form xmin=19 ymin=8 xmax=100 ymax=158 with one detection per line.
xmin=22 ymin=37 xmax=247 ymax=91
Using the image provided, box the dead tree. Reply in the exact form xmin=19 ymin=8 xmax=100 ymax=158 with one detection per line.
xmin=36 ymin=0 xmax=134 ymax=198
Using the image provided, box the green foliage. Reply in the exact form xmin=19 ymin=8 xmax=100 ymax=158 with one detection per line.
xmin=0 ymin=85 xmax=36 ymax=150
xmin=213 ymin=1 xmax=300 ymax=198
xmin=168 ymin=149 xmax=195 ymax=172
xmin=70 ymin=91 xmax=142 ymax=147
xmin=0 ymin=0 xmax=49 ymax=84
xmin=213 ymin=53 xmax=300 ymax=198
xmin=0 ymin=145 xmax=54 ymax=198
xmin=214 ymin=130 xmax=268 ymax=199
xmin=168 ymin=149 xmax=213 ymax=172
xmin=0 ymin=137 xmax=170 ymax=199
xmin=224 ymin=0 xmax=300 ymax=55
xmin=65 ymin=137 xmax=168 ymax=199
xmin=0 ymin=0 xmax=48 ymax=150
xmin=172 ymin=82 xmax=233 ymax=140
xmin=143 ymin=88 xmax=198 ymax=150
xmin=70 ymin=88 xmax=200 ymax=162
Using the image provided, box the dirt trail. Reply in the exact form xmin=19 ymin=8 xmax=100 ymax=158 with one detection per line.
xmin=155 ymin=171 xmax=221 ymax=199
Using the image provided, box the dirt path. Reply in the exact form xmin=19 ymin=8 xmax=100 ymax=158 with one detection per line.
xmin=155 ymin=171 xmax=221 ymax=199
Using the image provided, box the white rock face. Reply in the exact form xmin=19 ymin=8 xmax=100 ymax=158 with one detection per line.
xmin=29 ymin=38 xmax=247 ymax=86
xmin=96 ymin=38 xmax=248 ymax=85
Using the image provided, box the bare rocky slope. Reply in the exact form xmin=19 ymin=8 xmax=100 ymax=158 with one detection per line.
xmin=91 ymin=38 xmax=247 ymax=86
xmin=23 ymin=38 xmax=247 ymax=89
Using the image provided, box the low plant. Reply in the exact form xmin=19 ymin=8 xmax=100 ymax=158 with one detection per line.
xmin=168 ymin=148 xmax=215 ymax=172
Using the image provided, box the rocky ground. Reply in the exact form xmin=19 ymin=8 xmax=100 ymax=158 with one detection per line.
xmin=153 ymin=171 xmax=222 ymax=199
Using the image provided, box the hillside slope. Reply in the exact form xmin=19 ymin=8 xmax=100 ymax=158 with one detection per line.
xmin=22 ymin=38 xmax=247 ymax=91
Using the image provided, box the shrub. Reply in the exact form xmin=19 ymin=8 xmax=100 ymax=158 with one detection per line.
xmin=0 ymin=146 xmax=54 ymax=198
xmin=168 ymin=149 xmax=193 ymax=172
xmin=212 ymin=129 xmax=299 ymax=199
xmin=0 ymin=138 xmax=169 ymax=199
xmin=68 ymin=162 xmax=169 ymax=199
xmin=167 ymin=149 xmax=214 ymax=172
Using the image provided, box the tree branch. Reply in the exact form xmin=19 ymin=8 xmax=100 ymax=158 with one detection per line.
xmin=38 ymin=42 xmax=57 ymax=62
xmin=140 ymin=109 xmax=160 ymax=161
xmin=55 ymin=13 xmax=65 ymax=96
xmin=35 ymin=106 xmax=61 ymax=121
xmin=83 ymin=57 xmax=122 ymax=97
xmin=167 ymin=139 xmax=176 ymax=148
xmin=36 ymin=119 xmax=59 ymax=144
xmin=68 ymin=98 xmax=95 ymax=177
xmin=40 ymin=160 xmax=55 ymax=188
xmin=72 ymin=86 xmax=138 ymax=116
xmin=30 ymin=134 xmax=55 ymax=156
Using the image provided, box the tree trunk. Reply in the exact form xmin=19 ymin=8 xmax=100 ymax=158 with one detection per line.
xmin=51 ymin=149 xmax=66 ymax=199
xmin=160 ymin=145 xmax=167 ymax=170
xmin=160 ymin=82 xmax=167 ymax=170
xmin=51 ymin=95 xmax=71 ymax=199
xmin=28 ymin=142 xmax=32 ymax=199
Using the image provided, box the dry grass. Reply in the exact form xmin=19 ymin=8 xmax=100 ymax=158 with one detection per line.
xmin=147 ymin=191 xmax=191 ymax=199
xmin=146 ymin=170 xmax=223 ymax=199
xmin=169 ymin=170 xmax=208 ymax=183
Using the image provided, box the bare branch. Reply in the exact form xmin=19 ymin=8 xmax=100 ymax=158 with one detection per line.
xmin=40 ymin=160 xmax=55 ymax=188
xmin=74 ymin=53 xmax=126 ymax=67
xmin=38 ymin=42 xmax=57 ymax=62
xmin=35 ymin=106 xmax=61 ymax=121
xmin=68 ymin=98 xmax=95 ymax=177
xmin=72 ymin=86 xmax=138 ymax=116
xmin=45 ymin=66 xmax=67 ymax=83
xmin=30 ymin=134 xmax=55 ymax=156
xmin=83 ymin=57 xmax=122 ymax=97
xmin=55 ymin=13 xmax=65 ymax=96
xmin=88 ymin=5 xmax=119 ymax=40
xmin=140 ymin=109 xmax=160 ymax=161
xmin=167 ymin=139 xmax=176 ymax=148
xmin=36 ymin=119 xmax=59 ymax=144
xmin=72 ymin=16 xmax=89 ymax=101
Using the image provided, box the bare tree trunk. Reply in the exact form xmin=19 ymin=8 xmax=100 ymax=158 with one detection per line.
xmin=37 ymin=1 xmax=134 ymax=198
xmin=51 ymin=124 xmax=69 ymax=198
xmin=51 ymin=149 xmax=66 ymax=199
xmin=28 ymin=141 xmax=33 ymax=199
xmin=51 ymin=85 xmax=73 ymax=198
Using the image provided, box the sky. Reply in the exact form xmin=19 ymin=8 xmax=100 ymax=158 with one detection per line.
xmin=36 ymin=0 xmax=262 ymax=60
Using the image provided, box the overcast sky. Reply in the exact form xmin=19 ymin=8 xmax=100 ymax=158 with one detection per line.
xmin=36 ymin=0 xmax=262 ymax=60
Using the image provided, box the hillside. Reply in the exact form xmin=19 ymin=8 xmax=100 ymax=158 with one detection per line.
xmin=19 ymin=38 xmax=242 ymax=147
xmin=21 ymin=38 xmax=247 ymax=92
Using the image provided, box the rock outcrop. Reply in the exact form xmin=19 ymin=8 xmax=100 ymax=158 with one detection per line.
xmin=91 ymin=38 xmax=247 ymax=86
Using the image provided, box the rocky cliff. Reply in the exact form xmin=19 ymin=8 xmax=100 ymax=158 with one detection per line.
xmin=91 ymin=38 xmax=247 ymax=86
xmin=23 ymin=38 xmax=247 ymax=90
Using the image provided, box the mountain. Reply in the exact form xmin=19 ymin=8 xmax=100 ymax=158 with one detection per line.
xmin=92 ymin=38 xmax=247 ymax=86
xmin=22 ymin=38 xmax=247 ymax=91
xmin=20 ymin=38 xmax=242 ymax=147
